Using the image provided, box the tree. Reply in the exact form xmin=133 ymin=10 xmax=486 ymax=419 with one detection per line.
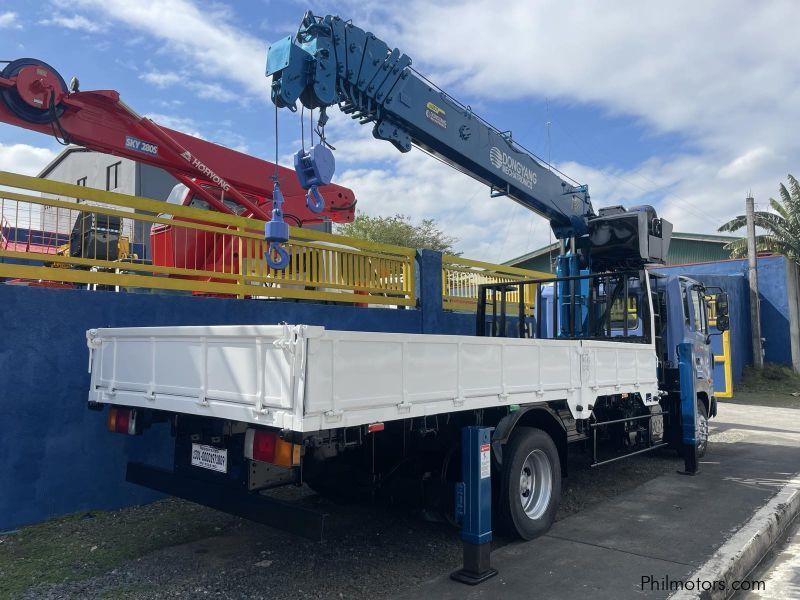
xmin=718 ymin=174 xmax=800 ymax=262
xmin=336 ymin=213 xmax=459 ymax=254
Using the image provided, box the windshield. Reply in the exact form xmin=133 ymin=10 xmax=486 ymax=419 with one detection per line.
xmin=166 ymin=183 xmax=188 ymax=205
xmin=164 ymin=182 xmax=251 ymax=215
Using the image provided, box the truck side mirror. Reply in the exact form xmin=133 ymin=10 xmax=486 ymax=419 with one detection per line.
xmin=715 ymin=292 xmax=729 ymax=317
xmin=716 ymin=314 xmax=729 ymax=332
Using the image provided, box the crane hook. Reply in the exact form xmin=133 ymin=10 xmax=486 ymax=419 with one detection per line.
xmin=305 ymin=186 xmax=325 ymax=214
xmin=265 ymin=241 xmax=290 ymax=270
xmin=264 ymin=180 xmax=290 ymax=270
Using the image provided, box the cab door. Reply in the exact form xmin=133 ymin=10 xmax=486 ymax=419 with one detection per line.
xmin=683 ymin=281 xmax=713 ymax=394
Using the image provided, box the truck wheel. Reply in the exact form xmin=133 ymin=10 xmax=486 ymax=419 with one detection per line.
xmin=496 ymin=427 xmax=561 ymax=540
xmin=696 ymin=399 xmax=709 ymax=458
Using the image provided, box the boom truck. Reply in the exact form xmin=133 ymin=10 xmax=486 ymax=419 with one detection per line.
xmin=81 ymin=12 xmax=729 ymax=542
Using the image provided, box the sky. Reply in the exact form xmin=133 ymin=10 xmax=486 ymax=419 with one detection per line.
xmin=1 ymin=0 xmax=798 ymax=263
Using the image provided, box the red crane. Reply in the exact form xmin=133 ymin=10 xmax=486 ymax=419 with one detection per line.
xmin=0 ymin=58 xmax=356 ymax=225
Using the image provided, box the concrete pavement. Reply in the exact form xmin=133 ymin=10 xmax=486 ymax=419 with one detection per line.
xmin=393 ymin=403 xmax=800 ymax=600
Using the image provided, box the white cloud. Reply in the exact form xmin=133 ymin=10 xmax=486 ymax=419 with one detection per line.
xmin=139 ymin=70 xmax=240 ymax=103
xmin=143 ymin=113 xmax=204 ymax=139
xmin=139 ymin=71 xmax=183 ymax=88
xmin=0 ymin=143 xmax=58 ymax=176
xmin=40 ymin=14 xmax=102 ymax=32
xmin=0 ymin=11 xmax=21 ymax=29
xmin=64 ymin=0 xmax=268 ymax=96
xmin=717 ymin=147 xmax=779 ymax=180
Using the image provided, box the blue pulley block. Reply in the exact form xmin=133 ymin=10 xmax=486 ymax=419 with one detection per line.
xmin=294 ymin=143 xmax=336 ymax=188
xmin=294 ymin=144 xmax=335 ymax=215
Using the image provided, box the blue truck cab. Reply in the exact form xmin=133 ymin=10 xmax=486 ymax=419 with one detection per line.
xmin=651 ymin=273 xmax=725 ymax=456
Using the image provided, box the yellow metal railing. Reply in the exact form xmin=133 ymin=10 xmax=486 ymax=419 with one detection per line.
xmin=0 ymin=171 xmax=416 ymax=306
xmin=706 ymin=295 xmax=733 ymax=398
xmin=441 ymin=254 xmax=550 ymax=313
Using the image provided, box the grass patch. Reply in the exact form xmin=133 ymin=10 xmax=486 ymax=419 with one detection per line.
xmin=0 ymin=498 xmax=236 ymax=599
xmin=738 ymin=363 xmax=800 ymax=392
xmin=726 ymin=362 xmax=800 ymax=409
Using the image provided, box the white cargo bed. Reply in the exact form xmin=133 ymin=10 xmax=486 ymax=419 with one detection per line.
xmin=87 ymin=324 xmax=660 ymax=432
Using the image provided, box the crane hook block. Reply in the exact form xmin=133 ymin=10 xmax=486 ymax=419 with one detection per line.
xmin=294 ymin=143 xmax=335 ymax=214
xmin=264 ymin=180 xmax=290 ymax=270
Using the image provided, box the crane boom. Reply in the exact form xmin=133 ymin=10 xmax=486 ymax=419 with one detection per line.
xmin=266 ymin=12 xmax=672 ymax=269
xmin=267 ymin=12 xmax=591 ymax=237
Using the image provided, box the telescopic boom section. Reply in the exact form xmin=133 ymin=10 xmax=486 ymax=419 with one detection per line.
xmin=266 ymin=12 xmax=593 ymax=239
xmin=0 ymin=58 xmax=356 ymax=225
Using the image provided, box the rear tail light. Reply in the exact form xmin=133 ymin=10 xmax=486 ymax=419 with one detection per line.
xmin=244 ymin=429 xmax=300 ymax=467
xmin=107 ymin=407 xmax=137 ymax=435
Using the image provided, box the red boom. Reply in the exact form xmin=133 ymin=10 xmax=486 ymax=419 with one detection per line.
xmin=0 ymin=58 xmax=356 ymax=224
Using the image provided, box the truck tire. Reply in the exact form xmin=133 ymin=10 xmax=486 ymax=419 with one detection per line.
xmin=496 ymin=427 xmax=561 ymax=540
xmin=696 ymin=399 xmax=709 ymax=458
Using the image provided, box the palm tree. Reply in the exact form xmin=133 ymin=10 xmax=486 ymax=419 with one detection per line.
xmin=718 ymin=174 xmax=800 ymax=262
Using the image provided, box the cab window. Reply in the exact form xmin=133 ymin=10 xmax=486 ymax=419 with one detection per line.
xmin=199 ymin=185 xmax=248 ymax=215
xmin=683 ymin=286 xmax=691 ymax=327
xmin=693 ymin=288 xmax=707 ymax=334
xmin=610 ymin=296 xmax=638 ymax=330
xmin=689 ymin=287 xmax=707 ymax=334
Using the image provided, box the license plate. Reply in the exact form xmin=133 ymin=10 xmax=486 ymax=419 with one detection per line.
xmin=191 ymin=444 xmax=228 ymax=473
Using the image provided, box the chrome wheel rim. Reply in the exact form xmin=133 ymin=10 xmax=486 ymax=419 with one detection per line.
xmin=518 ymin=449 xmax=553 ymax=519
xmin=696 ymin=410 xmax=708 ymax=453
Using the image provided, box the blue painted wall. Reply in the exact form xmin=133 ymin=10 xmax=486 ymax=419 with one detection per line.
xmin=660 ymin=255 xmax=792 ymax=366
xmin=1 ymin=249 xmax=486 ymax=530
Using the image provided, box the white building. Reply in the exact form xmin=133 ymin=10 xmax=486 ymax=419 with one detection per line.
xmin=36 ymin=147 xmax=178 ymax=252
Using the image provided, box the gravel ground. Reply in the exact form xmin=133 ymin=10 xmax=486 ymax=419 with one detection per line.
xmin=1 ymin=447 xmax=683 ymax=600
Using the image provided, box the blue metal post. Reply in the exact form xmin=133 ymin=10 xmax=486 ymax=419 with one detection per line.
xmin=416 ymin=249 xmax=444 ymax=334
xmin=451 ymin=426 xmax=498 ymax=585
xmin=677 ymin=342 xmax=699 ymax=474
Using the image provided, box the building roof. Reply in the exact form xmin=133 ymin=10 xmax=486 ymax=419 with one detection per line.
xmin=36 ymin=146 xmax=92 ymax=178
xmin=505 ymin=231 xmax=739 ymax=269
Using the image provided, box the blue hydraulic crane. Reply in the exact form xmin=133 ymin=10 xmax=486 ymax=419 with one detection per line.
xmin=266 ymin=11 xmax=672 ymax=273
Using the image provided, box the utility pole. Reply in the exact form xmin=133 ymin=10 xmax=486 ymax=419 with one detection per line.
xmin=746 ymin=194 xmax=763 ymax=369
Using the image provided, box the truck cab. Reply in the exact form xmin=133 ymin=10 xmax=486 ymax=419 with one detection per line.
xmin=651 ymin=273 xmax=724 ymax=456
